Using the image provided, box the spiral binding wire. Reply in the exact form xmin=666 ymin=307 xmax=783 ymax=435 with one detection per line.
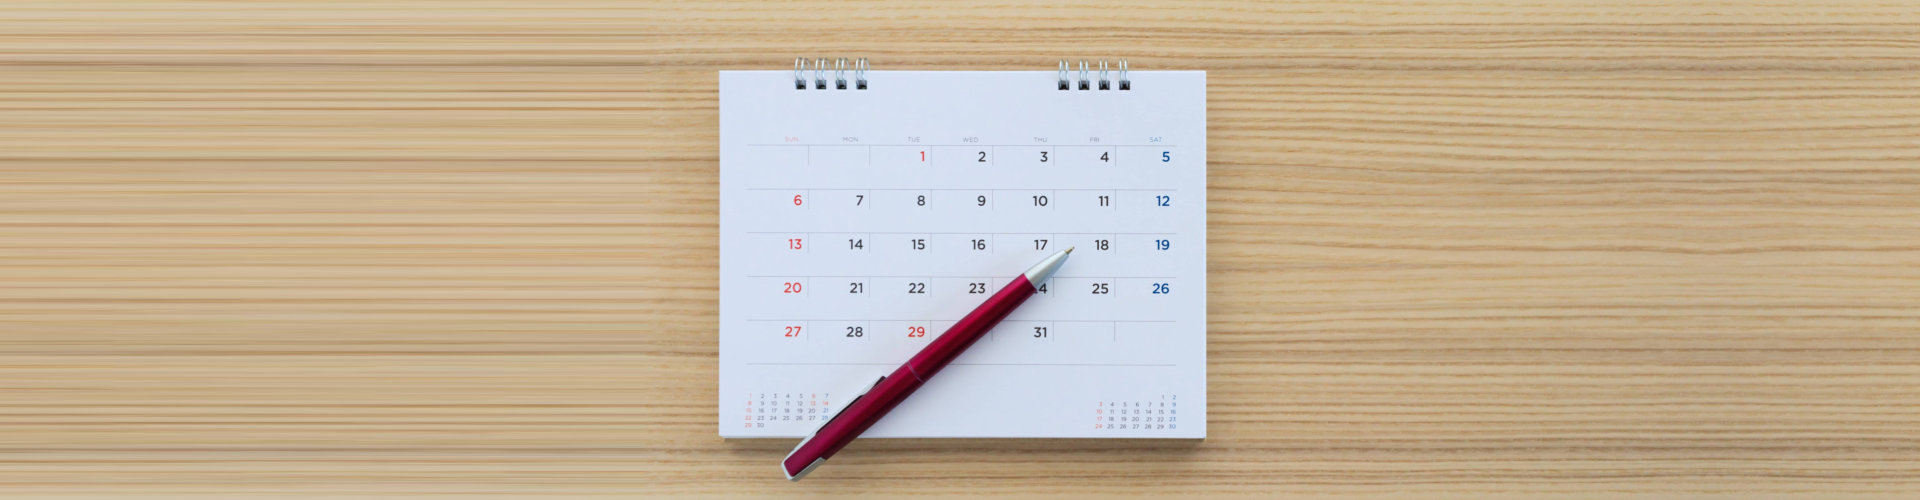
xmin=793 ymin=57 xmax=1128 ymax=91
xmin=1057 ymin=59 xmax=1130 ymax=91
xmin=795 ymin=57 xmax=870 ymax=90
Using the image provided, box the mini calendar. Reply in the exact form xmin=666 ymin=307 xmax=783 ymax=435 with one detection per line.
xmin=719 ymin=60 xmax=1205 ymax=438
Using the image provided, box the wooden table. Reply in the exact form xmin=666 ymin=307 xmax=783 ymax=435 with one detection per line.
xmin=5 ymin=2 xmax=1919 ymax=498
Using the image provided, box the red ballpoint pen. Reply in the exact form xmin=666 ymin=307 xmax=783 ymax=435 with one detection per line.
xmin=781 ymin=248 xmax=1073 ymax=481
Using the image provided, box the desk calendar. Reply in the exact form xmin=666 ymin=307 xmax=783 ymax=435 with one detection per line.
xmin=719 ymin=61 xmax=1206 ymax=438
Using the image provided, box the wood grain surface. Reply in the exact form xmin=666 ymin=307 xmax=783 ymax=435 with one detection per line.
xmin=4 ymin=1 xmax=1920 ymax=498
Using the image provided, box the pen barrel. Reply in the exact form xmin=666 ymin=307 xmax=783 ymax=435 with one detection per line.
xmin=782 ymin=270 xmax=1050 ymax=479
xmin=905 ymin=275 xmax=1037 ymax=380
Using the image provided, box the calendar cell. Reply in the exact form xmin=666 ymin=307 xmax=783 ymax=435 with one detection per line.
xmin=998 ymin=145 xmax=1049 ymax=167
xmin=837 ymin=278 xmax=870 ymax=299
xmin=867 ymin=146 xmax=929 ymax=186
xmin=808 ymin=145 xmax=869 ymax=172
xmin=955 ymin=277 xmax=994 ymax=296
xmin=868 ymin=189 xmax=933 ymax=213
xmin=774 ymin=322 xmax=808 ymax=341
xmin=832 ymin=234 xmax=871 ymax=254
xmin=1052 ymin=321 xmax=1116 ymax=348
xmin=921 ymin=277 xmax=999 ymax=318
xmin=995 ymin=190 xmax=1056 ymax=226
xmin=1117 ymin=145 xmax=1176 ymax=170
xmin=1115 ymin=277 xmax=1177 ymax=315
xmin=1126 ymin=234 xmax=1177 ymax=256
xmin=746 ymin=233 xmax=809 ymax=267
xmin=1080 ymin=234 xmax=1117 ymax=254
xmin=811 ymin=189 xmax=871 ymax=216
xmin=995 ymin=145 xmax=1060 ymax=183
xmin=930 ymin=146 xmax=992 ymax=170
xmin=1053 ymin=190 xmax=1117 ymax=217
xmin=753 ymin=190 xmax=811 ymax=229
xmin=876 ymin=320 xmax=934 ymax=344
xmin=1056 ymin=145 xmax=1116 ymax=170
xmin=746 ymin=145 xmax=808 ymax=187
xmin=768 ymin=277 xmax=809 ymax=297
xmin=931 ymin=233 xmax=994 ymax=256
xmin=1115 ymin=322 xmax=1178 ymax=350
xmin=871 ymin=276 xmax=934 ymax=302
xmin=929 ymin=319 xmax=958 ymax=339
xmin=871 ymin=145 xmax=926 ymax=167
xmin=868 ymin=233 xmax=934 ymax=261
xmin=935 ymin=189 xmax=995 ymax=215
xmin=816 ymin=320 xmax=871 ymax=344
xmin=991 ymin=233 xmax=1057 ymax=257
xmin=995 ymin=320 xmax=1056 ymax=344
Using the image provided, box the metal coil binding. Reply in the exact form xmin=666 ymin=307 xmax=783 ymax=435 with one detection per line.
xmin=798 ymin=57 xmax=1136 ymax=91
xmin=813 ymin=58 xmax=828 ymax=89
xmin=1059 ymin=59 xmax=1130 ymax=91
xmin=794 ymin=57 xmax=807 ymax=89
xmin=794 ymin=57 xmax=869 ymax=90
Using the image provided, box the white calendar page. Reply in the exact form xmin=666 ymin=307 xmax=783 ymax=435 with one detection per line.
xmin=719 ymin=70 xmax=1205 ymax=438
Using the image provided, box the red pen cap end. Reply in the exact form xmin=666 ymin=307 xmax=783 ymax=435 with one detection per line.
xmin=783 ymin=456 xmax=824 ymax=482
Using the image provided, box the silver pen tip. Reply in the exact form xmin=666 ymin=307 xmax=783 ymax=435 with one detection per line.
xmin=1023 ymin=247 xmax=1073 ymax=285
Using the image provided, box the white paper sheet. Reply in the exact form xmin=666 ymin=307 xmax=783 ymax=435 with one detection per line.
xmin=719 ymin=70 xmax=1205 ymax=438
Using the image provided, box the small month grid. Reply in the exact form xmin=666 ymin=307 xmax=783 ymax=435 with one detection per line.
xmin=1097 ymin=395 xmax=1181 ymax=432
xmin=720 ymin=70 xmax=1206 ymax=438
xmin=744 ymin=392 xmax=832 ymax=430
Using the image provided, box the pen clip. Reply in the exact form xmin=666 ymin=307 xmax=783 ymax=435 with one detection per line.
xmin=782 ymin=373 xmax=886 ymax=480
